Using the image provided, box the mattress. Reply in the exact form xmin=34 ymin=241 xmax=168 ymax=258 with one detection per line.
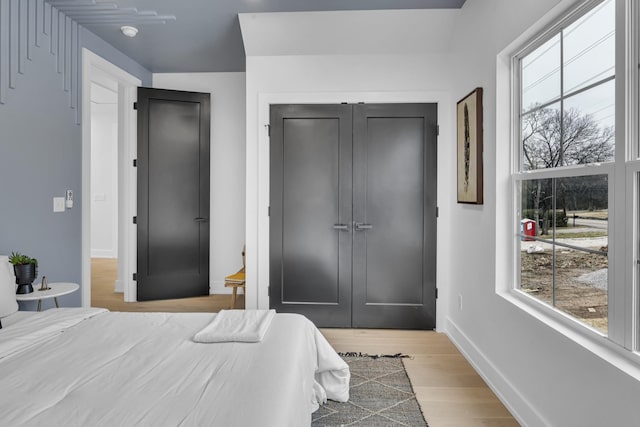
xmin=0 ymin=308 xmax=349 ymax=426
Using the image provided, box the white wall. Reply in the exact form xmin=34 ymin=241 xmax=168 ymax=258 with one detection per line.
xmin=90 ymin=103 xmax=118 ymax=258
xmin=240 ymin=5 xmax=463 ymax=315
xmin=152 ymin=73 xmax=246 ymax=294
xmin=446 ymin=0 xmax=640 ymax=426
xmin=241 ymin=2 xmax=640 ymax=426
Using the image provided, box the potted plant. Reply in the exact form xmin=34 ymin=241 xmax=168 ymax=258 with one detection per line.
xmin=9 ymin=252 xmax=38 ymax=294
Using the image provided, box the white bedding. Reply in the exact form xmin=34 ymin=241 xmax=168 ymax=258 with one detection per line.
xmin=193 ymin=309 xmax=275 ymax=343
xmin=0 ymin=308 xmax=349 ymax=427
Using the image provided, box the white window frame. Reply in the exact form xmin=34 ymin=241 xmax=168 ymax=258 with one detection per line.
xmin=497 ymin=0 xmax=640 ymax=373
xmin=625 ymin=0 xmax=640 ymax=352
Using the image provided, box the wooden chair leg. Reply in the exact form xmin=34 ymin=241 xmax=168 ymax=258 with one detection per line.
xmin=230 ymin=286 xmax=238 ymax=309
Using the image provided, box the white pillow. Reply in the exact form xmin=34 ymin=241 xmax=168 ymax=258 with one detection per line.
xmin=0 ymin=256 xmax=18 ymax=318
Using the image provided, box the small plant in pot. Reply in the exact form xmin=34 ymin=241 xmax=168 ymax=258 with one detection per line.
xmin=9 ymin=252 xmax=38 ymax=294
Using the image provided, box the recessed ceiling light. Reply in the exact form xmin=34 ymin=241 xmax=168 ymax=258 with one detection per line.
xmin=120 ymin=26 xmax=138 ymax=37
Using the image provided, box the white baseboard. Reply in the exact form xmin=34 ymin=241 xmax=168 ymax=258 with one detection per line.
xmin=91 ymin=250 xmax=117 ymax=258
xmin=114 ymin=279 xmax=123 ymax=293
xmin=445 ymin=318 xmax=550 ymax=427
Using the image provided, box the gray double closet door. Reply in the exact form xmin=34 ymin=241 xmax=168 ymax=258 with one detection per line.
xmin=270 ymin=103 xmax=437 ymax=329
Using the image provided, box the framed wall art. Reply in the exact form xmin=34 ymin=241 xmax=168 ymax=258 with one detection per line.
xmin=456 ymin=87 xmax=483 ymax=204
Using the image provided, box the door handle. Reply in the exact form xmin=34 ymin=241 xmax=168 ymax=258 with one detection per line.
xmin=355 ymin=222 xmax=372 ymax=231
xmin=333 ymin=224 xmax=350 ymax=231
xmin=194 ymin=217 xmax=209 ymax=223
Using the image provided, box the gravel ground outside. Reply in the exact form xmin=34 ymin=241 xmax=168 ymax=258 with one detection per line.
xmin=520 ymin=248 xmax=609 ymax=333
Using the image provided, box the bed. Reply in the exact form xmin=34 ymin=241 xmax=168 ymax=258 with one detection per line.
xmin=0 ymin=258 xmax=350 ymax=427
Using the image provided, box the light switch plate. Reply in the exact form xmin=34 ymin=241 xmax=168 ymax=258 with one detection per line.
xmin=53 ymin=197 xmax=65 ymax=212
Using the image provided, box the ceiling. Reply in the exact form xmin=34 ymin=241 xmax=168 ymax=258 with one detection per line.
xmin=55 ymin=0 xmax=466 ymax=73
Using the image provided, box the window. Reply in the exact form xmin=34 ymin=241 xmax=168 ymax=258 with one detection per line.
xmin=519 ymin=175 xmax=609 ymax=332
xmin=515 ymin=0 xmax=615 ymax=334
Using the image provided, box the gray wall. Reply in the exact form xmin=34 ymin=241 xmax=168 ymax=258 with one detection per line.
xmin=0 ymin=10 xmax=150 ymax=310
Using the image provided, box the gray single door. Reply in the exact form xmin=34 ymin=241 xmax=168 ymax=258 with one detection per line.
xmin=269 ymin=104 xmax=353 ymax=327
xmin=270 ymin=103 xmax=437 ymax=329
xmin=352 ymin=104 xmax=437 ymax=329
xmin=136 ymin=88 xmax=211 ymax=301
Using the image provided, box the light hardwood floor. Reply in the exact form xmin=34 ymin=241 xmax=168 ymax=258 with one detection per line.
xmin=91 ymin=258 xmax=244 ymax=312
xmin=322 ymin=329 xmax=519 ymax=427
xmin=91 ymin=258 xmax=518 ymax=427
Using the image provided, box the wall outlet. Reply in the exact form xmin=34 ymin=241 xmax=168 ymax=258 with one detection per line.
xmin=53 ymin=197 xmax=65 ymax=212
xmin=458 ymin=293 xmax=463 ymax=311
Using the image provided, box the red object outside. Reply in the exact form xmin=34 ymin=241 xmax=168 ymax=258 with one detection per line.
xmin=521 ymin=219 xmax=536 ymax=241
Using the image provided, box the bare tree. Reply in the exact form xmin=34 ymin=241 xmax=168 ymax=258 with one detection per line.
xmin=521 ymin=107 xmax=613 ymax=234
xmin=522 ymin=107 xmax=614 ymax=170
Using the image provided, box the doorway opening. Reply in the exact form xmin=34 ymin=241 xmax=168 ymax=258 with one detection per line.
xmin=81 ymin=49 xmax=141 ymax=307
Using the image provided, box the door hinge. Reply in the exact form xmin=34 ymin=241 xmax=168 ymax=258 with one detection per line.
xmin=133 ymin=159 xmax=137 ymax=167
xmin=132 ymin=273 xmax=137 ymax=281
xmin=435 ymin=288 xmax=438 ymax=299
xmin=267 ymin=286 xmax=270 ymax=297
xmin=436 ymin=207 xmax=439 ymax=218
xmin=133 ymin=102 xmax=138 ymax=110
xmin=265 ymin=124 xmax=270 ymax=137
xmin=133 ymin=216 xmax=137 ymax=224
xmin=437 ymin=125 xmax=440 ymax=136
xmin=268 ymin=206 xmax=270 ymax=217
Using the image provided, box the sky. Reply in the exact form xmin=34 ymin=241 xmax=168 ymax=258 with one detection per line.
xmin=521 ymin=0 xmax=615 ymax=130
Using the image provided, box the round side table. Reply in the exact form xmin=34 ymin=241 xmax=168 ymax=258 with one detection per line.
xmin=15 ymin=282 xmax=79 ymax=311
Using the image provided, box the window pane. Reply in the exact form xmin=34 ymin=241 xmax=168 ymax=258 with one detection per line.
xmin=522 ymin=34 xmax=561 ymax=113
xmin=520 ymin=176 xmax=608 ymax=334
xmin=555 ymin=175 xmax=608 ymax=333
xmin=563 ymin=80 xmax=615 ymax=164
xmin=521 ymin=103 xmax=561 ymax=171
xmin=563 ymin=0 xmax=615 ymax=94
xmin=520 ymin=178 xmax=553 ymax=300
xmin=521 ymin=80 xmax=615 ymax=171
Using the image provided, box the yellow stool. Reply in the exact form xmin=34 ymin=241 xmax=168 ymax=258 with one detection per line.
xmin=224 ymin=270 xmax=245 ymax=309
xmin=224 ymin=246 xmax=245 ymax=309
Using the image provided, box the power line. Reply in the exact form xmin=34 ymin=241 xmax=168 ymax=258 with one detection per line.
xmin=564 ymin=66 xmax=615 ymax=95
xmin=522 ymin=0 xmax=614 ymax=95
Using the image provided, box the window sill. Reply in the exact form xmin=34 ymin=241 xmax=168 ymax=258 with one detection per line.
xmin=498 ymin=288 xmax=640 ymax=382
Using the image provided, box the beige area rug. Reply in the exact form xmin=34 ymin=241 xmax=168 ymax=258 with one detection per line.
xmin=313 ymin=353 xmax=428 ymax=427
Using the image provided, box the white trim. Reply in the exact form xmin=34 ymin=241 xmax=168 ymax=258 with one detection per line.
xmin=82 ymin=48 xmax=141 ymax=308
xmin=445 ymin=318 xmax=551 ymax=427
xmin=252 ymin=90 xmax=452 ymax=332
xmin=118 ymin=79 xmax=139 ymax=303
xmin=90 ymin=250 xmax=117 ymax=258
xmin=514 ymin=162 xmax=615 ymax=180
xmin=513 ymin=0 xmax=605 ymax=63
xmin=623 ymin=0 xmax=639 ymax=351
xmin=625 ymin=164 xmax=638 ymax=350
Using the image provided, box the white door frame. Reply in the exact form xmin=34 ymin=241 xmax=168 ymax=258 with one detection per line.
xmin=252 ymin=90 xmax=451 ymax=331
xmin=81 ymin=48 xmax=141 ymax=307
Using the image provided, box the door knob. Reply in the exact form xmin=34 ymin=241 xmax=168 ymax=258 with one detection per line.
xmin=333 ymin=223 xmax=350 ymax=231
xmin=355 ymin=222 xmax=372 ymax=231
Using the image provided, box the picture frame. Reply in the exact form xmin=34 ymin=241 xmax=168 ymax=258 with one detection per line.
xmin=456 ymin=87 xmax=483 ymax=204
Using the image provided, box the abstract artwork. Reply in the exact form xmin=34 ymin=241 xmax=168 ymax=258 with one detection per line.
xmin=456 ymin=87 xmax=483 ymax=204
